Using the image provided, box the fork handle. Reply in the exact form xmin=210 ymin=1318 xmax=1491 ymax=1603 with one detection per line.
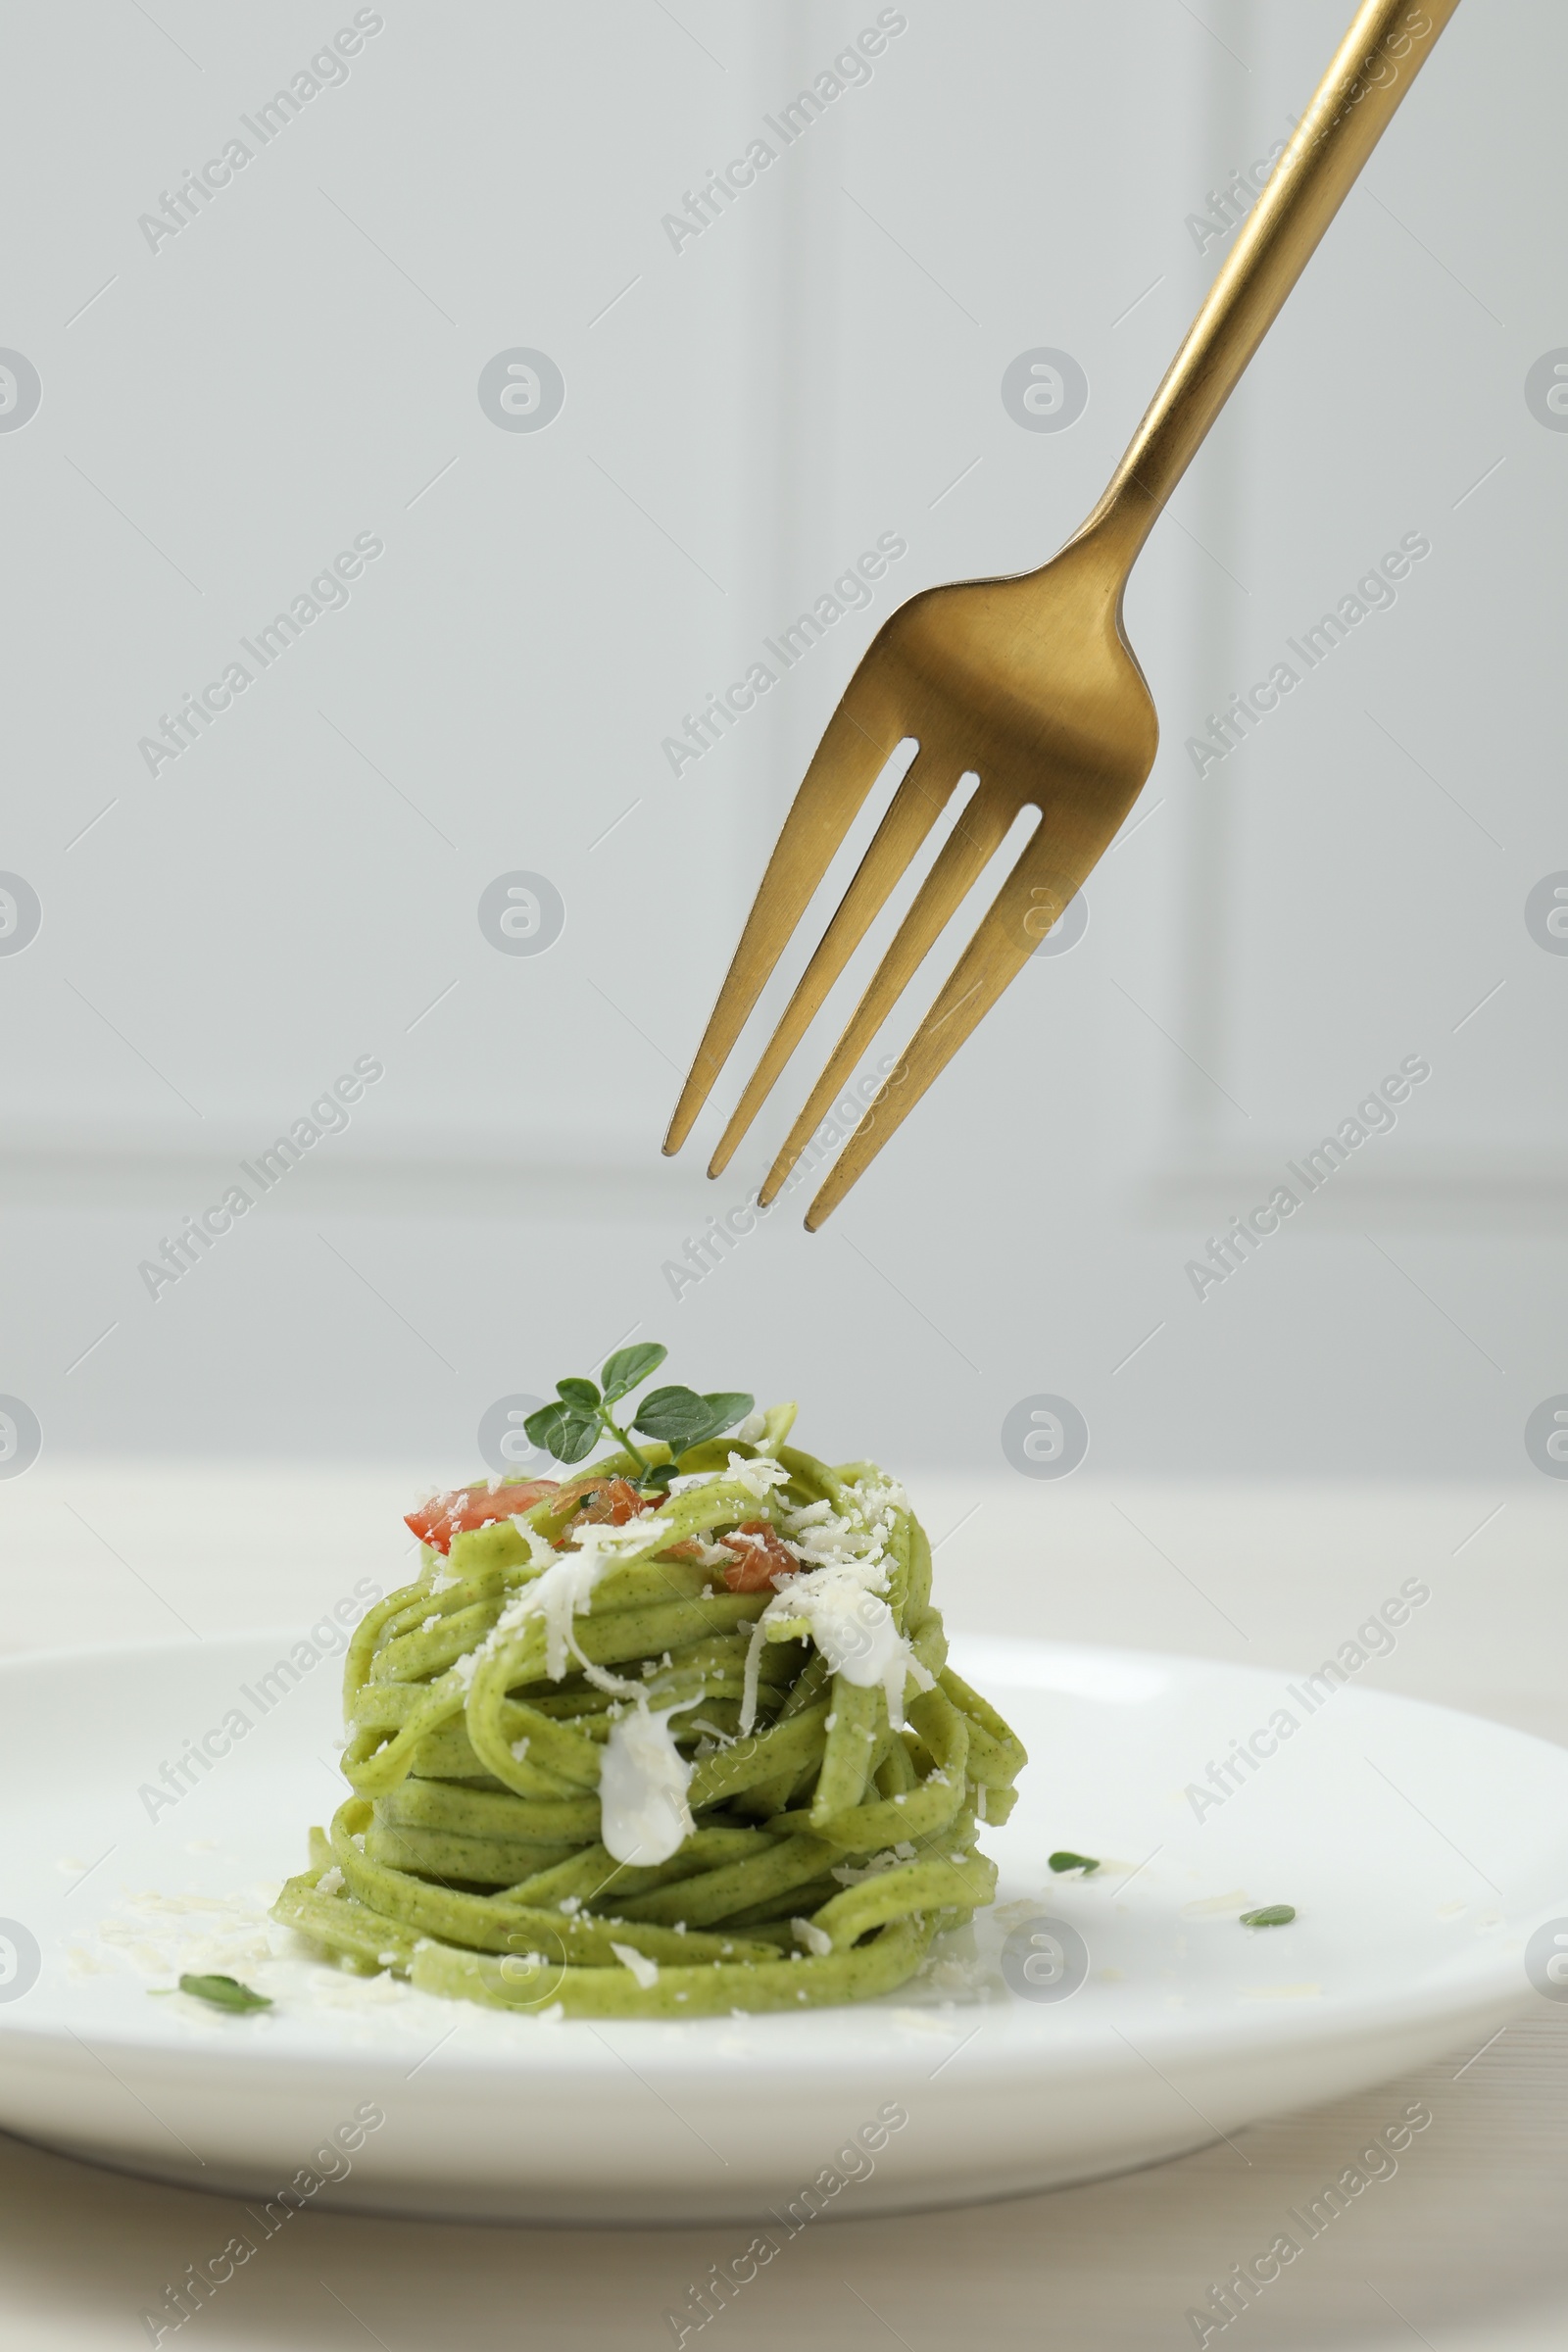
xmin=1085 ymin=0 xmax=1461 ymax=571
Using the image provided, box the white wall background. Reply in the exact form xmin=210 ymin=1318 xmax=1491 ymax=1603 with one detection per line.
xmin=1 ymin=0 xmax=1564 ymax=1489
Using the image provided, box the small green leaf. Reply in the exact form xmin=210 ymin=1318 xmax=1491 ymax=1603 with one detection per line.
xmin=1240 ymin=1904 xmax=1296 ymax=1929
xmin=638 ymin=1461 xmax=681 ymax=1494
xmin=600 ymin=1343 xmax=667 ymax=1405
xmin=178 ymin=1973 xmax=271 ymax=2013
xmin=699 ymin=1391 xmax=755 ymax=1437
xmin=523 ymin=1400 xmax=602 ymax=1464
xmin=555 ymin=1376 xmax=601 ymax=1408
xmin=633 ymin=1384 xmax=718 ymax=1446
xmin=634 ymin=1386 xmax=755 ymax=1454
xmin=1048 ymin=1850 xmax=1101 ymax=1875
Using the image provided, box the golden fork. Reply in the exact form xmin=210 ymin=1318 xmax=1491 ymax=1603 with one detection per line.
xmin=663 ymin=0 xmax=1461 ymax=1228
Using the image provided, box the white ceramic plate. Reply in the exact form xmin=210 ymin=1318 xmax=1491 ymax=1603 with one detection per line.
xmin=1 ymin=1630 xmax=1563 ymax=2224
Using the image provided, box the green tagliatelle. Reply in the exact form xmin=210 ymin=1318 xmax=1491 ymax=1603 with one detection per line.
xmin=272 ymin=1411 xmax=1027 ymax=2017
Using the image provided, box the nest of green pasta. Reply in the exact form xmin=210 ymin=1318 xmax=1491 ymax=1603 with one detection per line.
xmin=273 ymin=1366 xmax=1026 ymax=2019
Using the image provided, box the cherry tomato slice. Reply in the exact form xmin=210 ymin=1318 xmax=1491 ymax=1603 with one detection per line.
xmin=719 ymin=1520 xmax=800 ymax=1592
xmin=555 ymin=1475 xmax=652 ymax=1532
xmin=405 ymin=1477 xmax=559 ymax=1556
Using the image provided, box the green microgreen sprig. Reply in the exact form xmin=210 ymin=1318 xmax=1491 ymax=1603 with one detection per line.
xmin=523 ymin=1345 xmax=754 ymax=1492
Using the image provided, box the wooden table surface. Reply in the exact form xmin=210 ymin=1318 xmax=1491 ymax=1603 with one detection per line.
xmin=3 ymin=1461 xmax=1564 ymax=2350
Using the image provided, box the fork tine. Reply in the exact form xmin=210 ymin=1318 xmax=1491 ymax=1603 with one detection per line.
xmin=662 ymin=690 xmax=907 ymax=1156
xmin=802 ymin=839 xmax=1064 ymax=1229
xmin=758 ymin=776 xmax=1020 ymax=1207
xmin=706 ymin=749 xmax=964 ymax=1178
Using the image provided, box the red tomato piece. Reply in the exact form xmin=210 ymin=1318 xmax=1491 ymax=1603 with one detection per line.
xmin=719 ymin=1520 xmax=800 ymax=1593
xmin=405 ymin=1477 xmax=559 ymax=1556
xmin=558 ymin=1475 xmax=653 ymax=1534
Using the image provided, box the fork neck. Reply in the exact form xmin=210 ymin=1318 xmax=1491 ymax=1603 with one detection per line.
xmin=1071 ymin=0 xmax=1461 ymax=589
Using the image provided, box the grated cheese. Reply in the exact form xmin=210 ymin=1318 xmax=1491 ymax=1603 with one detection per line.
xmin=598 ymin=1699 xmax=697 ymax=1865
xmin=609 ymin=1941 xmax=660 ymax=1989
